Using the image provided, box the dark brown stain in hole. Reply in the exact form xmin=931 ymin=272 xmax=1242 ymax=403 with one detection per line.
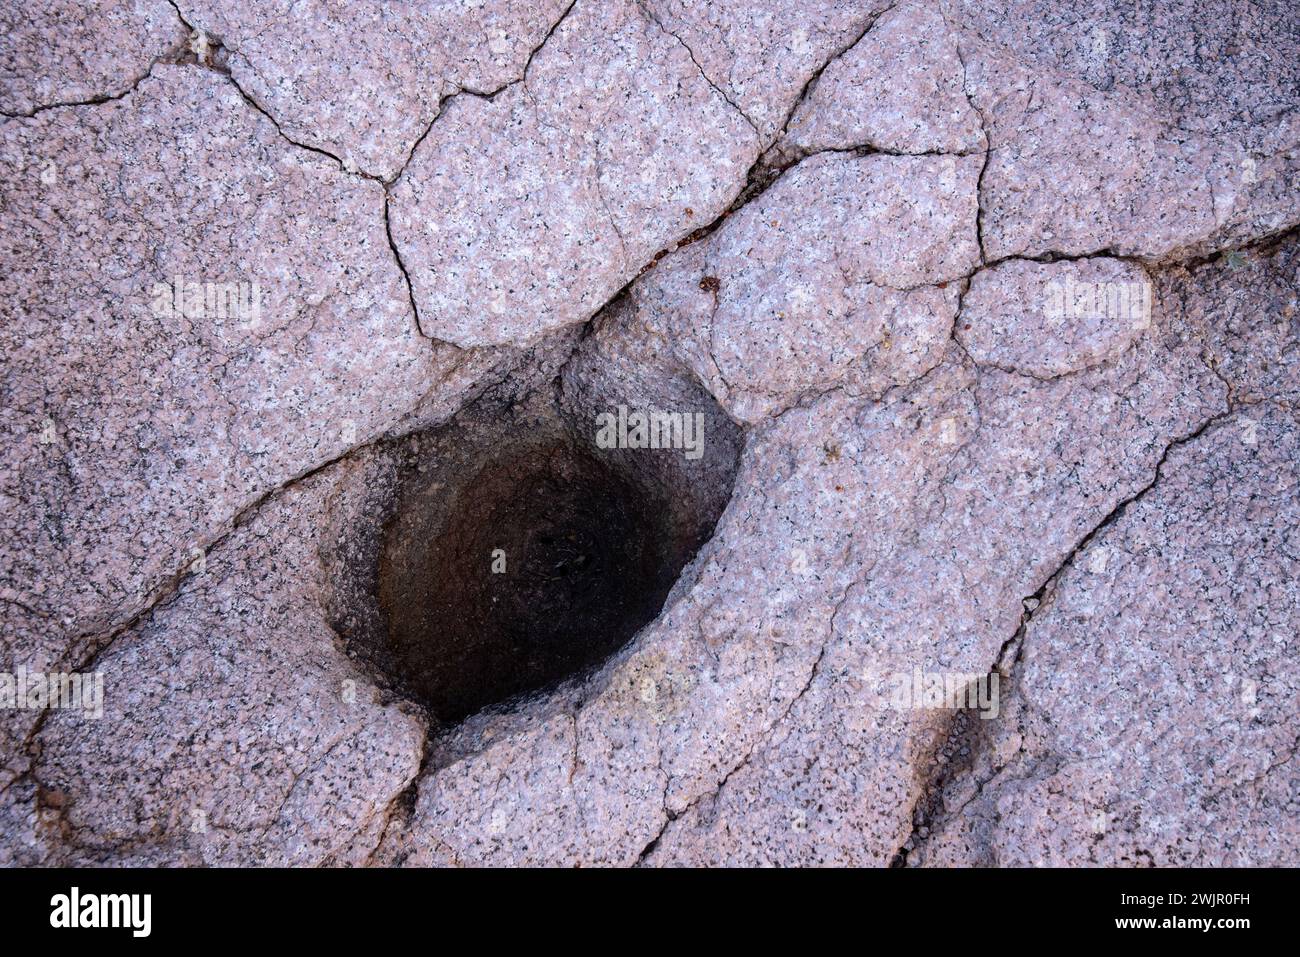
xmin=379 ymin=437 xmax=686 ymax=725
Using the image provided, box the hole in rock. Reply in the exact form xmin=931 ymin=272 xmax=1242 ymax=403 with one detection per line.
xmin=338 ymin=329 xmax=743 ymax=730
xmin=381 ymin=434 xmax=684 ymax=724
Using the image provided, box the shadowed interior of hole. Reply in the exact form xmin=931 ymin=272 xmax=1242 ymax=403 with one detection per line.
xmin=378 ymin=435 xmax=686 ymax=725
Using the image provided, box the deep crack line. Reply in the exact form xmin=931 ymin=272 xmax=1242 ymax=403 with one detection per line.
xmin=382 ymin=197 xmax=433 ymax=343
xmin=942 ymin=11 xmax=993 ymax=266
xmin=0 ymin=8 xmax=195 ymax=120
xmin=1 ymin=70 xmax=159 ymax=119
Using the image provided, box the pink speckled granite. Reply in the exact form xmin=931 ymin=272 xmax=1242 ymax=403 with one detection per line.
xmin=0 ymin=0 xmax=184 ymax=115
xmin=783 ymin=0 xmax=985 ymax=157
xmin=639 ymin=0 xmax=894 ymax=142
xmin=957 ymin=8 xmax=1300 ymax=261
xmin=2 ymin=0 xmax=1297 ymax=868
xmin=174 ymin=0 xmax=573 ymax=180
xmin=388 ymin=0 xmax=761 ymax=348
xmin=912 ymin=402 xmax=1300 ymax=866
xmin=956 ymin=257 xmax=1154 ymax=379
xmin=632 ymin=150 xmax=979 ymax=422
xmin=6 ymin=465 xmax=426 ymax=866
xmin=0 ymin=65 xmax=504 ymax=788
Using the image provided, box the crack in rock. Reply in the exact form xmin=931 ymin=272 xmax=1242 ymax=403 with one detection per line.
xmin=4 ymin=0 xmax=1298 ymax=868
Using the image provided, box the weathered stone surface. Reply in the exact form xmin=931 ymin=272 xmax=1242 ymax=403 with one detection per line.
xmin=175 ymin=0 xmax=573 ymax=180
xmin=0 ymin=65 xmax=488 ymax=781
xmin=956 ymin=257 xmax=1153 ymax=379
xmin=391 ymin=363 xmax=978 ymax=865
xmin=783 ymin=0 xmax=985 ymax=157
xmin=13 ymin=464 xmax=426 ymax=866
xmin=947 ymin=0 xmax=1300 ymax=140
xmin=389 ymin=0 xmax=761 ymax=348
xmin=0 ymin=0 xmax=183 ymax=116
xmin=633 ymin=151 xmax=979 ymax=422
xmin=1158 ymin=235 xmax=1300 ymax=407
xmin=361 ymin=257 xmax=1225 ymax=864
xmin=957 ymin=7 xmax=1300 ymax=261
xmin=641 ymin=0 xmax=894 ymax=142
xmin=644 ymin=336 xmax=1221 ymax=864
xmin=913 ymin=402 xmax=1300 ymax=866
xmin=2 ymin=0 xmax=1297 ymax=869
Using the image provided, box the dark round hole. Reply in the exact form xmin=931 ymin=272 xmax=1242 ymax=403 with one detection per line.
xmin=378 ymin=435 xmax=684 ymax=725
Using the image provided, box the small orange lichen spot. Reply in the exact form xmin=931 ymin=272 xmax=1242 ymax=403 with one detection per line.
xmin=685 ymin=207 xmax=694 ymax=217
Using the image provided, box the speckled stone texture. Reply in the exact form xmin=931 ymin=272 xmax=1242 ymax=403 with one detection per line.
xmin=780 ymin=0 xmax=984 ymax=158
xmin=910 ymin=402 xmax=1300 ymax=866
xmin=0 ymin=0 xmax=184 ymax=116
xmin=388 ymin=0 xmax=763 ymax=347
xmin=1 ymin=0 xmax=1298 ymax=867
xmin=172 ymin=0 xmax=574 ymax=181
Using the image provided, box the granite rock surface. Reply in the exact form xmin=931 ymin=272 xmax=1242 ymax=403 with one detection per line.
xmin=2 ymin=0 xmax=1297 ymax=866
